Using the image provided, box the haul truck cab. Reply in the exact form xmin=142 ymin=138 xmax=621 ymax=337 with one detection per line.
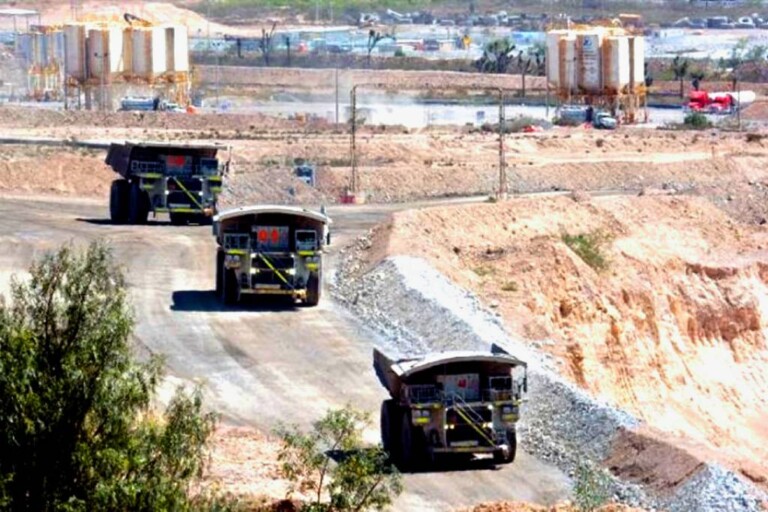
xmin=212 ymin=205 xmax=331 ymax=306
xmin=374 ymin=345 xmax=527 ymax=471
xmin=105 ymin=141 xmax=230 ymax=225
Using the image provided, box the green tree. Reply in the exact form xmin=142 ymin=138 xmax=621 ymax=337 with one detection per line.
xmin=476 ymin=38 xmax=517 ymax=74
xmin=0 ymin=242 xmax=219 ymax=511
xmin=672 ymin=55 xmax=690 ymax=98
xmin=366 ymin=30 xmax=395 ymax=67
xmin=276 ymin=407 xmax=402 ymax=511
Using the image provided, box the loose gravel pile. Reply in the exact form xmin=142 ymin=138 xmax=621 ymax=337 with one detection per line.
xmin=331 ymin=232 xmax=768 ymax=511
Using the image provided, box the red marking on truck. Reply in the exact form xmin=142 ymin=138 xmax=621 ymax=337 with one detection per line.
xmin=167 ymin=155 xmax=186 ymax=167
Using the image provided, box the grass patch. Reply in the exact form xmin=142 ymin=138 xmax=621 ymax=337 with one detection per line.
xmin=562 ymin=230 xmax=611 ymax=271
xmin=501 ymin=281 xmax=518 ymax=292
xmin=683 ymin=112 xmax=712 ymax=130
xmin=473 ymin=265 xmax=495 ymax=277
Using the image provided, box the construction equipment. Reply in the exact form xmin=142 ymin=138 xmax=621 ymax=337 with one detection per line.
xmin=374 ymin=345 xmax=527 ymax=470
xmin=105 ymin=142 xmax=228 ymax=225
xmin=212 ymin=205 xmax=331 ymax=306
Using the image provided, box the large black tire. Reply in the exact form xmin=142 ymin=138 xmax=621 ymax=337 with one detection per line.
xmin=109 ymin=180 xmax=130 ymax=224
xmin=304 ymin=270 xmax=321 ymax=307
xmin=128 ymin=181 xmax=149 ymax=224
xmin=223 ymin=269 xmax=240 ymax=306
xmin=380 ymin=400 xmax=400 ymax=459
xmin=399 ymin=410 xmax=427 ymax=472
xmin=215 ymin=252 xmax=224 ymax=298
xmin=493 ymin=429 xmax=517 ymax=464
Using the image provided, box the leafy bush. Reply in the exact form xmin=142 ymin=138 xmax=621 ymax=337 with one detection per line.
xmin=276 ymin=407 xmax=402 ymax=511
xmin=501 ymin=281 xmax=519 ymax=292
xmin=562 ymin=231 xmax=612 ymax=271
xmin=0 ymin=242 xmax=220 ymax=511
xmin=683 ymin=112 xmax=712 ymax=129
xmin=573 ymin=462 xmax=612 ymax=511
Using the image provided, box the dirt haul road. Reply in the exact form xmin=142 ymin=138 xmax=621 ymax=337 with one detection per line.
xmin=0 ymin=195 xmax=570 ymax=510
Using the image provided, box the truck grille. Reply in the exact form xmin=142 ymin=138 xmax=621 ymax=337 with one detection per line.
xmin=253 ymin=255 xmax=294 ymax=271
xmin=445 ymin=406 xmax=494 ymax=447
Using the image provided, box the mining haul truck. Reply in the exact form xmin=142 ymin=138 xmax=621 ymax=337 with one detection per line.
xmin=212 ymin=205 xmax=331 ymax=306
xmin=374 ymin=345 xmax=527 ymax=470
xmin=105 ymin=142 xmax=229 ymax=225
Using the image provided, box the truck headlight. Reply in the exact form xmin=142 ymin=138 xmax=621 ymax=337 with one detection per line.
xmin=501 ymin=405 xmax=519 ymax=422
xmin=285 ymin=268 xmax=296 ymax=275
xmin=225 ymin=254 xmax=241 ymax=269
xmin=412 ymin=409 xmax=430 ymax=425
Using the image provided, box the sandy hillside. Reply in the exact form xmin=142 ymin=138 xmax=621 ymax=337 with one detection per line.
xmin=361 ymin=195 xmax=768 ymax=489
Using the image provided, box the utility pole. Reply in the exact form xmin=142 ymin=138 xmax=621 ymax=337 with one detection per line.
xmin=498 ymin=89 xmax=507 ymax=199
xmin=350 ymin=85 xmax=357 ymax=195
xmin=334 ymin=67 xmax=339 ymax=125
xmin=737 ymin=79 xmax=742 ymax=131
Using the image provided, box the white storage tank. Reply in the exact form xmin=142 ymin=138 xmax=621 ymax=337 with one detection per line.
xmin=64 ymin=24 xmax=87 ymax=81
xmin=47 ymin=30 xmax=65 ymax=66
xmin=122 ymin=28 xmax=133 ymax=75
xmin=629 ymin=36 xmax=645 ymax=90
xmin=546 ymin=30 xmax=566 ymax=87
xmin=165 ymin=25 xmax=189 ymax=73
xmin=577 ymin=31 xmax=602 ymax=93
xmin=559 ymin=34 xmax=577 ymax=93
xmin=87 ymin=26 xmax=125 ymax=79
xmin=132 ymin=26 xmax=168 ymax=79
xmin=31 ymin=32 xmax=45 ymax=68
xmin=603 ymin=36 xmax=630 ymax=93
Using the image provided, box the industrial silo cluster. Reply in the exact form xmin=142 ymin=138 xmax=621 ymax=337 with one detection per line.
xmin=15 ymin=21 xmax=189 ymax=104
xmin=546 ymin=28 xmax=645 ymax=97
xmin=62 ymin=23 xmax=189 ymax=83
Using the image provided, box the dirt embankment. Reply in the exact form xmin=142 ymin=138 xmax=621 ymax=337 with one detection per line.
xmin=0 ymin=145 xmax=109 ymax=198
xmin=4 ymin=107 xmax=768 ymax=218
xmin=368 ymin=196 xmax=768 ymax=493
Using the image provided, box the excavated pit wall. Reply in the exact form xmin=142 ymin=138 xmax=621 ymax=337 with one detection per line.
xmin=331 ymin=243 xmax=768 ymax=512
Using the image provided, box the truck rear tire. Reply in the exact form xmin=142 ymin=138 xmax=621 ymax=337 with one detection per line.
xmin=109 ymin=180 xmax=130 ymax=224
xmin=223 ymin=269 xmax=240 ymax=305
xmin=380 ymin=400 xmax=400 ymax=459
xmin=128 ymin=182 xmax=149 ymax=224
xmin=305 ymin=271 xmax=321 ymax=307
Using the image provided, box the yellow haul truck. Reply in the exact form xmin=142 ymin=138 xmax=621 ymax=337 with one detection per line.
xmin=212 ymin=205 xmax=331 ymax=306
xmin=374 ymin=345 xmax=527 ymax=470
xmin=105 ymin=141 xmax=229 ymax=225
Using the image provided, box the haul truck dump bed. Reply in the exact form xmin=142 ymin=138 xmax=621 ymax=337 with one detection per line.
xmin=105 ymin=141 xmax=229 ymax=225
xmin=374 ymin=345 xmax=527 ymax=470
xmin=212 ymin=205 xmax=331 ymax=306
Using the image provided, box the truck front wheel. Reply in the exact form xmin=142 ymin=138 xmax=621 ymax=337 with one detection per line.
xmin=493 ymin=429 xmax=517 ymax=464
xmin=380 ymin=400 xmax=400 ymax=460
xmin=128 ymin=182 xmax=149 ymax=224
xmin=305 ymin=271 xmax=322 ymax=307
xmin=399 ymin=410 xmax=427 ymax=472
xmin=223 ymin=269 xmax=240 ymax=305
xmin=109 ymin=180 xmax=130 ymax=224
xmin=215 ymin=252 xmax=224 ymax=298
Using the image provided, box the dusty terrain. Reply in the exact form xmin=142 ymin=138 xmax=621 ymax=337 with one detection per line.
xmin=4 ymin=105 xmax=768 ymax=221
xmin=354 ymin=195 xmax=768 ymax=495
xmin=3 ymin=103 xmax=768 ymax=508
